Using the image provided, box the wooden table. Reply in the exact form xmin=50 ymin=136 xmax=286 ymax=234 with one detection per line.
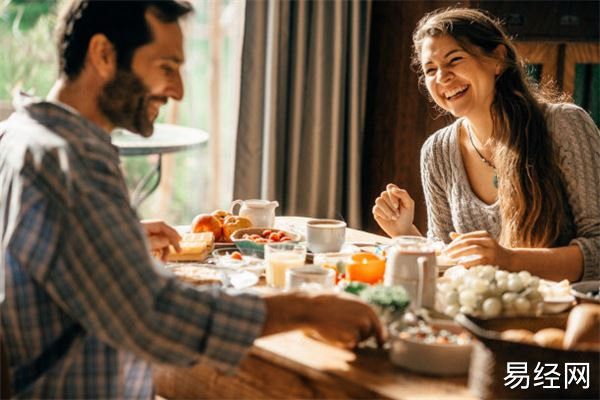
xmin=153 ymin=217 xmax=474 ymax=399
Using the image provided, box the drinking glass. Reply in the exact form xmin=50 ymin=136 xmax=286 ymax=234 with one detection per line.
xmin=285 ymin=266 xmax=336 ymax=292
xmin=264 ymin=243 xmax=307 ymax=289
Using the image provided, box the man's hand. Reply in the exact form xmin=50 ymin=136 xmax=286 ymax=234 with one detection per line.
xmin=372 ymin=184 xmax=420 ymax=237
xmin=141 ymin=219 xmax=182 ymax=261
xmin=262 ymin=292 xmax=386 ymax=349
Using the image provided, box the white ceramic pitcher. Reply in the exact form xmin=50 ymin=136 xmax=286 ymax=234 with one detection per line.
xmin=230 ymin=199 xmax=279 ymax=227
xmin=384 ymin=236 xmax=438 ymax=309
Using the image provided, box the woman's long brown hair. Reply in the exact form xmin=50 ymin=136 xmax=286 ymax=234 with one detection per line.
xmin=412 ymin=7 xmax=571 ymax=248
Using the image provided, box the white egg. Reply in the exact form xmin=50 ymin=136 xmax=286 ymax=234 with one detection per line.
xmin=496 ymin=278 xmax=508 ymax=292
xmin=518 ymin=270 xmax=532 ymax=285
xmin=514 ymin=297 xmax=531 ymax=314
xmin=488 ymin=282 xmax=503 ymax=296
xmin=472 ymin=278 xmax=489 ymax=294
xmin=482 ymin=297 xmax=502 ymax=317
xmin=526 ymin=289 xmax=543 ymax=303
xmin=528 ymin=276 xmax=540 ymax=289
xmin=495 ymin=270 xmax=509 ymax=281
xmin=502 ymin=292 xmax=518 ymax=305
xmin=478 ymin=266 xmax=496 ymax=281
xmin=459 ymin=290 xmax=477 ymax=307
xmin=507 ymin=276 xmax=524 ymax=292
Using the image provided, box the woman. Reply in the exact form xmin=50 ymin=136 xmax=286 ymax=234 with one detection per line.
xmin=372 ymin=7 xmax=599 ymax=282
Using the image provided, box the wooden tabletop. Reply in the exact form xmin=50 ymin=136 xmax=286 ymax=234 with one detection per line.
xmin=153 ymin=216 xmax=474 ymax=399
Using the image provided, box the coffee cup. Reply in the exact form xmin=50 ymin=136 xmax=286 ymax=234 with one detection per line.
xmin=306 ymin=219 xmax=346 ymax=253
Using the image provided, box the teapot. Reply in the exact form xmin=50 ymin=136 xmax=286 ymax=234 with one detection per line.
xmin=384 ymin=236 xmax=438 ymax=309
xmin=230 ymin=199 xmax=279 ymax=228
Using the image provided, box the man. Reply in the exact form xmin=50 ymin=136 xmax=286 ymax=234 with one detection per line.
xmin=0 ymin=1 xmax=383 ymax=398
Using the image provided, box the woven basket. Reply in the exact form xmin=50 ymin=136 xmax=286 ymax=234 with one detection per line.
xmin=456 ymin=313 xmax=599 ymax=399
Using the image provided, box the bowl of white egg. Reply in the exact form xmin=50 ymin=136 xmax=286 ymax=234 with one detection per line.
xmin=436 ymin=265 xmax=554 ymax=319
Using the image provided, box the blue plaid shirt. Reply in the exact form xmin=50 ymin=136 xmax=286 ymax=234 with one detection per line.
xmin=0 ymin=94 xmax=266 ymax=398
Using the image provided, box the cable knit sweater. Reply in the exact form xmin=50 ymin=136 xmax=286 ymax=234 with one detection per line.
xmin=420 ymin=103 xmax=599 ymax=281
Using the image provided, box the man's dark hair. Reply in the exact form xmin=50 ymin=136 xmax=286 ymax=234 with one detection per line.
xmin=56 ymin=0 xmax=193 ymax=79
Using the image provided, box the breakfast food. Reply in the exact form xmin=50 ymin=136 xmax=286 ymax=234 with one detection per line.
xmin=437 ymin=265 xmax=544 ymax=318
xmin=222 ymin=215 xmax=253 ymax=242
xmin=564 ymin=304 xmax=600 ymax=351
xmin=532 ymin=328 xmax=566 ymax=348
xmin=398 ymin=321 xmax=472 ymax=346
xmin=164 ymin=232 xmax=214 ymax=262
xmin=501 ymin=329 xmax=535 ymax=344
xmin=498 ymin=305 xmax=600 ymax=351
xmin=211 ymin=209 xmax=231 ymax=224
xmin=192 ymin=214 xmax=222 ymax=241
xmin=239 ymin=229 xmax=293 ymax=244
xmin=190 ymin=211 xmax=252 ymax=242
xmin=169 ymin=264 xmax=222 ymax=285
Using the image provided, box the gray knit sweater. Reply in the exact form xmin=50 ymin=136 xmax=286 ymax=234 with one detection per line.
xmin=420 ymin=103 xmax=599 ymax=281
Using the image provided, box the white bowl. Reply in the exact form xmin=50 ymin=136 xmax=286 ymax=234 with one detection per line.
xmin=388 ymin=319 xmax=472 ymax=376
xmin=543 ymin=296 xmax=576 ymax=313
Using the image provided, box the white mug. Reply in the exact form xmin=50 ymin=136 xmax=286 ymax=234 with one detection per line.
xmin=306 ymin=219 xmax=346 ymax=253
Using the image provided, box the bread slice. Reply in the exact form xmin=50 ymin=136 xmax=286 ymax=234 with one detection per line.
xmin=165 ymin=232 xmax=214 ymax=262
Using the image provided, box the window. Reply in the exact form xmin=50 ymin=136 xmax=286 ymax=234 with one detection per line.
xmin=0 ymin=0 xmax=245 ymax=225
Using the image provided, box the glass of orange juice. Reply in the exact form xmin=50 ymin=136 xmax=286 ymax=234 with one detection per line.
xmin=264 ymin=243 xmax=307 ymax=289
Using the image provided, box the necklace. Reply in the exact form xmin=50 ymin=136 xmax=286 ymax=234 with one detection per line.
xmin=466 ymin=123 xmax=498 ymax=188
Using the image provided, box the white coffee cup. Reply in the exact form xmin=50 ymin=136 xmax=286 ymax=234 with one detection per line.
xmin=306 ymin=219 xmax=346 ymax=253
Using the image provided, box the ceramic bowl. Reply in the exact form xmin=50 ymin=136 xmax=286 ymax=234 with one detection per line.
xmin=388 ymin=319 xmax=473 ymax=376
xmin=230 ymin=228 xmax=301 ymax=258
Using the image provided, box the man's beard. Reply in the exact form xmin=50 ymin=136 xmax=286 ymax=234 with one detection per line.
xmin=97 ymin=69 xmax=163 ymax=137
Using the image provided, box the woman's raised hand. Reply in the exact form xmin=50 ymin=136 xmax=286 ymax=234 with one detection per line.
xmin=372 ymin=184 xmax=418 ymax=237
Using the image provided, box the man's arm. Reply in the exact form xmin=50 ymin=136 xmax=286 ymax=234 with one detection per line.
xmin=11 ymin=169 xmax=265 ymax=371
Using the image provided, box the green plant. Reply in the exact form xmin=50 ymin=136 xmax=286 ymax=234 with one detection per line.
xmin=0 ymin=0 xmax=58 ymax=100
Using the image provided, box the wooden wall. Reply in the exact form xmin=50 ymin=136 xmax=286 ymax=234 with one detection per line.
xmin=361 ymin=1 xmax=458 ymax=235
xmin=360 ymin=0 xmax=599 ymax=235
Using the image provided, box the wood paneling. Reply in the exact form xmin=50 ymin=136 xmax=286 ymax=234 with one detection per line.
xmin=564 ymin=42 xmax=600 ymax=95
xmin=514 ymin=42 xmax=560 ymax=86
xmin=472 ymin=0 xmax=600 ymax=41
xmin=361 ymin=1 xmax=458 ymax=235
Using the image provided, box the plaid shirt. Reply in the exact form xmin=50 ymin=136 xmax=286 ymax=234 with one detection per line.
xmin=0 ymin=93 xmax=266 ymax=399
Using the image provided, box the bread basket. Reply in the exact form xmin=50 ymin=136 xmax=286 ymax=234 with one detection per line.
xmin=456 ymin=313 xmax=599 ymax=399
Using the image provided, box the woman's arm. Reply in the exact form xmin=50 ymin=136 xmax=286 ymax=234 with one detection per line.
xmin=444 ymin=231 xmax=583 ymax=282
xmin=508 ymin=245 xmax=583 ymax=282
xmin=551 ymin=105 xmax=600 ymax=281
xmin=420 ymin=132 xmax=454 ymax=242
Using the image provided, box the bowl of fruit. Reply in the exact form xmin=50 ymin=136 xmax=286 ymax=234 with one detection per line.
xmin=230 ymin=228 xmax=301 ymax=258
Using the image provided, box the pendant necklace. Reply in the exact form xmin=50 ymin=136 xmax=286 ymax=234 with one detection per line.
xmin=466 ymin=123 xmax=498 ymax=188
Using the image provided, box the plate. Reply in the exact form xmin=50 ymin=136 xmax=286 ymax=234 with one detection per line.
xmin=571 ymin=280 xmax=600 ymax=304
xmin=211 ymin=248 xmax=265 ymax=275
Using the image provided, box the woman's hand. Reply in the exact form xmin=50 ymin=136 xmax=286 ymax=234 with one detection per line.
xmin=141 ymin=219 xmax=182 ymax=261
xmin=372 ymin=184 xmax=418 ymax=237
xmin=443 ymin=230 xmax=514 ymax=269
